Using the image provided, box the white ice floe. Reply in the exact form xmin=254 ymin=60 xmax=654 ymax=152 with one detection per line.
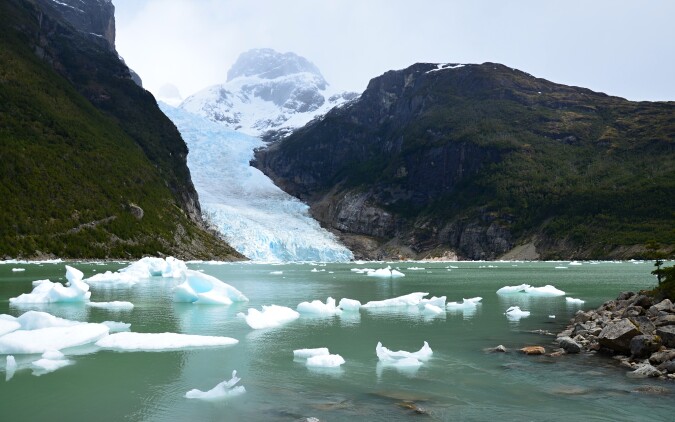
xmin=338 ymin=298 xmax=361 ymax=311
xmin=297 ymin=297 xmax=342 ymax=316
xmin=101 ymin=321 xmax=131 ymax=333
xmin=9 ymin=266 xmax=91 ymax=304
xmin=350 ymin=268 xmax=374 ymax=274
xmin=422 ymin=304 xmax=444 ymax=315
xmin=568 ymin=261 xmax=582 ymax=266
xmin=95 ymin=332 xmax=238 ymax=352
xmin=362 ymin=292 xmax=428 ymax=308
xmin=504 ymin=306 xmax=530 ymax=320
xmin=293 ymin=347 xmax=330 ymax=359
xmin=31 ymin=356 xmax=72 ymax=375
xmin=0 ymin=317 xmax=21 ymax=337
xmin=86 ymin=256 xmax=187 ymax=286
xmin=185 ymin=370 xmax=246 ymax=400
xmin=86 ymin=301 xmax=134 ymax=311
xmin=237 ymin=305 xmax=299 ymax=329
xmin=548 ymin=315 xmax=556 ymax=319
xmin=566 ymin=297 xmax=585 ymax=305
xmin=306 ymin=354 xmax=345 ymax=368
xmin=376 ymin=341 xmax=433 ymax=363
xmin=0 ymin=321 xmax=109 ymax=354
xmin=5 ymin=355 xmax=17 ymax=381
xmin=407 ymin=267 xmax=425 ymax=271
xmin=420 ymin=296 xmax=447 ymax=308
xmin=496 ymin=284 xmax=565 ymax=296
xmin=11 ymin=268 xmax=25 ymax=272
xmin=366 ymin=266 xmax=405 ymax=278
xmin=173 ymin=270 xmax=248 ymax=305
xmin=446 ymin=297 xmax=482 ymax=309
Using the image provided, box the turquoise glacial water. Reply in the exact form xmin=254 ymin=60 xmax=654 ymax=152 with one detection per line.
xmin=1 ymin=260 xmax=673 ymax=421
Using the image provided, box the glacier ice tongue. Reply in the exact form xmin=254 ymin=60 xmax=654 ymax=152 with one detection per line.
xmin=237 ymin=305 xmax=300 ymax=329
xmin=160 ymin=103 xmax=353 ymax=263
xmin=173 ymin=270 xmax=248 ymax=305
xmin=95 ymin=332 xmax=238 ymax=352
xmin=185 ymin=370 xmax=245 ymax=400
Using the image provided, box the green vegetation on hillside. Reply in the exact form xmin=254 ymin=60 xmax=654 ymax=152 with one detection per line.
xmin=0 ymin=0 xmax=240 ymax=259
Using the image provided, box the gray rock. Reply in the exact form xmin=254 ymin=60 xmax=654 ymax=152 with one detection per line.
xmin=657 ymin=360 xmax=675 ymax=373
xmin=654 ymin=299 xmax=674 ymax=313
xmin=655 ymin=314 xmax=675 ymax=327
xmin=622 ymin=306 xmax=644 ymax=318
xmin=649 ymin=350 xmax=675 ymax=365
xmin=630 ymin=295 xmax=654 ymax=308
xmin=656 ymin=326 xmax=675 ymax=348
xmin=629 ymin=335 xmax=662 ymax=359
xmin=617 ymin=291 xmax=636 ymax=301
xmin=573 ymin=311 xmax=591 ymax=324
xmin=628 ymin=363 xmax=662 ymax=378
xmin=598 ymin=319 xmax=640 ymax=353
xmin=630 ymin=316 xmax=656 ymax=335
xmin=572 ymin=323 xmax=591 ymax=337
xmin=558 ymin=336 xmax=582 ymax=354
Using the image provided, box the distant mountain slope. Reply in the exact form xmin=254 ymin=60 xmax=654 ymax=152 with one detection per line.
xmin=0 ymin=0 xmax=241 ymax=260
xmin=180 ymin=48 xmax=357 ymax=139
xmin=254 ymin=62 xmax=675 ymax=260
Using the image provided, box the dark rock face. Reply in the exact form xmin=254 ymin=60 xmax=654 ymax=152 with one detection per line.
xmin=656 ymin=326 xmax=675 ymax=348
xmin=37 ymin=0 xmax=116 ymax=50
xmin=557 ymin=336 xmax=582 ymax=354
xmin=630 ymin=335 xmax=661 ymax=359
xmin=598 ymin=320 xmax=640 ymax=353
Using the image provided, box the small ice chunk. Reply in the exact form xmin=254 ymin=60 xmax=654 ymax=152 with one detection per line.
xmin=293 ymin=347 xmax=330 ymax=359
xmin=185 ymin=370 xmax=245 ymax=400
xmin=11 ymin=268 xmax=25 ymax=272
xmin=32 ymin=356 xmax=72 ymax=375
xmin=366 ymin=266 xmax=405 ymax=278
xmin=338 ymin=298 xmax=361 ymax=311
xmin=86 ymin=301 xmax=134 ymax=310
xmin=41 ymin=349 xmax=65 ymax=360
xmin=95 ymin=332 xmax=238 ymax=352
xmin=422 ymin=303 xmax=443 ymax=315
xmin=5 ymin=355 xmax=17 ymax=381
xmin=549 ymin=315 xmax=556 ymax=318
xmin=270 ymin=271 xmax=283 ymax=275
xmin=420 ymin=296 xmax=446 ymax=308
xmin=376 ymin=341 xmax=433 ymax=363
xmin=504 ymin=306 xmax=530 ymax=320
xmin=306 ymin=354 xmax=345 ymax=368
xmin=101 ymin=321 xmax=131 ymax=333
xmin=566 ymin=297 xmax=585 ymax=305
xmin=0 ymin=317 xmax=21 ymax=337
xmin=173 ymin=270 xmax=248 ymax=305
xmin=407 ymin=267 xmax=425 ymax=271
xmin=496 ymin=284 xmax=564 ymax=296
xmin=446 ymin=297 xmax=482 ymax=309
xmin=9 ymin=265 xmax=91 ymax=304
xmin=237 ymin=305 xmax=299 ymax=329
xmin=568 ymin=261 xmax=582 ymax=266
xmin=362 ymin=292 xmax=428 ymax=308
xmin=297 ymin=297 xmax=342 ymax=316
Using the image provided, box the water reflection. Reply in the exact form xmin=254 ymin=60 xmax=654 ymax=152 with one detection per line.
xmin=9 ymin=302 xmax=90 ymax=322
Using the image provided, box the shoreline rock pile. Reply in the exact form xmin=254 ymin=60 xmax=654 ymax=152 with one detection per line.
xmin=555 ymin=291 xmax=675 ymax=380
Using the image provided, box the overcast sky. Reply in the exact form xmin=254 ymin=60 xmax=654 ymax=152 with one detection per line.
xmin=113 ymin=0 xmax=675 ymax=102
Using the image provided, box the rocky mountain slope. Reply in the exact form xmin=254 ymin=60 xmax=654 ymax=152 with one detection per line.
xmin=0 ymin=0 xmax=241 ymax=260
xmin=254 ymin=62 xmax=675 ymax=260
xmin=180 ymin=48 xmax=357 ymax=139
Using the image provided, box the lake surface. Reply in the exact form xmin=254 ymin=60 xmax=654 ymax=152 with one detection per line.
xmin=1 ymin=260 xmax=674 ymax=421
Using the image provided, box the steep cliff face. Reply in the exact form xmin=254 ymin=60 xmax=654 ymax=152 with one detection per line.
xmin=0 ymin=0 xmax=240 ymax=259
xmin=38 ymin=0 xmax=115 ymax=49
xmin=254 ymin=62 xmax=675 ymax=260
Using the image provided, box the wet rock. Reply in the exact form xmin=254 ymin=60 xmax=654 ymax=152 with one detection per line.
xmin=657 ymin=360 xmax=675 ymax=373
xmin=628 ymin=363 xmax=662 ymax=378
xmin=656 ymin=326 xmax=675 ymax=348
xmin=572 ymin=323 xmax=590 ymax=337
xmin=557 ymin=336 xmax=582 ymax=354
xmin=573 ymin=311 xmax=591 ymax=324
xmin=649 ymin=350 xmax=675 ymax=365
xmin=617 ymin=291 xmax=636 ymax=301
xmin=520 ymin=346 xmax=545 ymax=355
xmin=598 ymin=319 xmax=640 ymax=353
xmin=654 ymin=314 xmax=675 ymax=327
xmin=622 ymin=306 xmax=644 ymax=318
xmin=629 ymin=335 xmax=662 ymax=359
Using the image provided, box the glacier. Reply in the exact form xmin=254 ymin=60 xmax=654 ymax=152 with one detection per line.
xmin=160 ymin=103 xmax=353 ymax=262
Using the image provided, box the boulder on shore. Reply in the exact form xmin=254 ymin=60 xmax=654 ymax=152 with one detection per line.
xmin=598 ymin=319 xmax=640 ymax=353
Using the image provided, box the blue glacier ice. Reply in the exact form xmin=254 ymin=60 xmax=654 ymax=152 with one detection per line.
xmin=160 ymin=104 xmax=353 ymax=262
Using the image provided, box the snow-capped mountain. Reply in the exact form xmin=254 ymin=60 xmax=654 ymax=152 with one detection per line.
xmin=180 ymin=48 xmax=358 ymax=138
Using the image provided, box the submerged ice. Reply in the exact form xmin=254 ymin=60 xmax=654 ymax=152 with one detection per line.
xmin=185 ymin=370 xmax=246 ymax=400
xmin=160 ymin=104 xmax=353 ymax=262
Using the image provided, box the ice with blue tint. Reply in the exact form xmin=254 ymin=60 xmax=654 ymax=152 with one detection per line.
xmin=185 ymin=370 xmax=246 ymax=400
xmin=86 ymin=256 xmax=187 ymax=286
xmin=306 ymin=354 xmax=345 ymax=368
xmin=160 ymin=103 xmax=353 ymax=262
xmin=237 ymin=305 xmax=300 ymax=329
xmin=504 ymin=306 xmax=531 ymax=320
xmin=9 ymin=266 xmax=91 ymax=304
xmin=173 ymin=270 xmax=249 ymax=305
xmin=296 ymin=297 xmax=342 ymax=315
xmin=95 ymin=332 xmax=238 ymax=352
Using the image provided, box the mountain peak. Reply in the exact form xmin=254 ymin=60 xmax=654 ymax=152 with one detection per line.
xmin=226 ymin=48 xmax=326 ymax=85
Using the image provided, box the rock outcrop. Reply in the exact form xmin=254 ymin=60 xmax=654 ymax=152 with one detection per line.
xmin=555 ymin=293 xmax=675 ymax=379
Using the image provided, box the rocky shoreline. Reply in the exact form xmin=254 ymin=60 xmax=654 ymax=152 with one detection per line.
xmin=554 ymin=291 xmax=675 ymax=380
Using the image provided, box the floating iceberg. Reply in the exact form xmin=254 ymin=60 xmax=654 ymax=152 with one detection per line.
xmin=504 ymin=306 xmax=530 ymax=320
xmin=86 ymin=301 xmax=134 ymax=310
xmin=446 ymin=297 xmax=482 ymax=309
xmin=9 ymin=266 xmax=91 ymax=304
xmin=496 ymin=284 xmax=565 ymax=297
xmin=5 ymin=355 xmax=17 ymax=381
xmin=0 ymin=317 xmax=21 ymax=337
xmin=185 ymin=370 xmax=246 ymax=400
xmin=306 ymin=354 xmax=345 ymax=368
xmin=293 ymin=347 xmax=330 ymax=359
xmin=420 ymin=296 xmax=447 ymax=308
xmin=366 ymin=266 xmax=405 ymax=278
xmin=173 ymin=270 xmax=248 ymax=305
xmin=101 ymin=321 xmax=131 ymax=333
xmin=338 ymin=298 xmax=362 ymax=311
xmin=11 ymin=268 xmax=25 ymax=272
xmin=269 ymin=271 xmax=283 ymax=275
xmin=0 ymin=316 xmax=109 ymax=354
xmin=422 ymin=303 xmax=444 ymax=315
xmin=237 ymin=305 xmax=299 ymax=329
xmin=297 ymin=297 xmax=342 ymax=316
xmin=566 ymin=297 xmax=585 ymax=305
xmin=86 ymin=256 xmax=187 ymax=286
xmin=376 ymin=341 xmax=433 ymax=363
xmin=407 ymin=267 xmax=425 ymax=271
xmin=95 ymin=332 xmax=238 ymax=352
xmin=32 ymin=350 xmax=72 ymax=376
xmin=362 ymin=292 xmax=428 ymax=309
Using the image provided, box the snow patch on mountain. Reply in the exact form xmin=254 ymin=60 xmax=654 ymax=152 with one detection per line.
xmin=179 ymin=48 xmax=358 ymax=137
